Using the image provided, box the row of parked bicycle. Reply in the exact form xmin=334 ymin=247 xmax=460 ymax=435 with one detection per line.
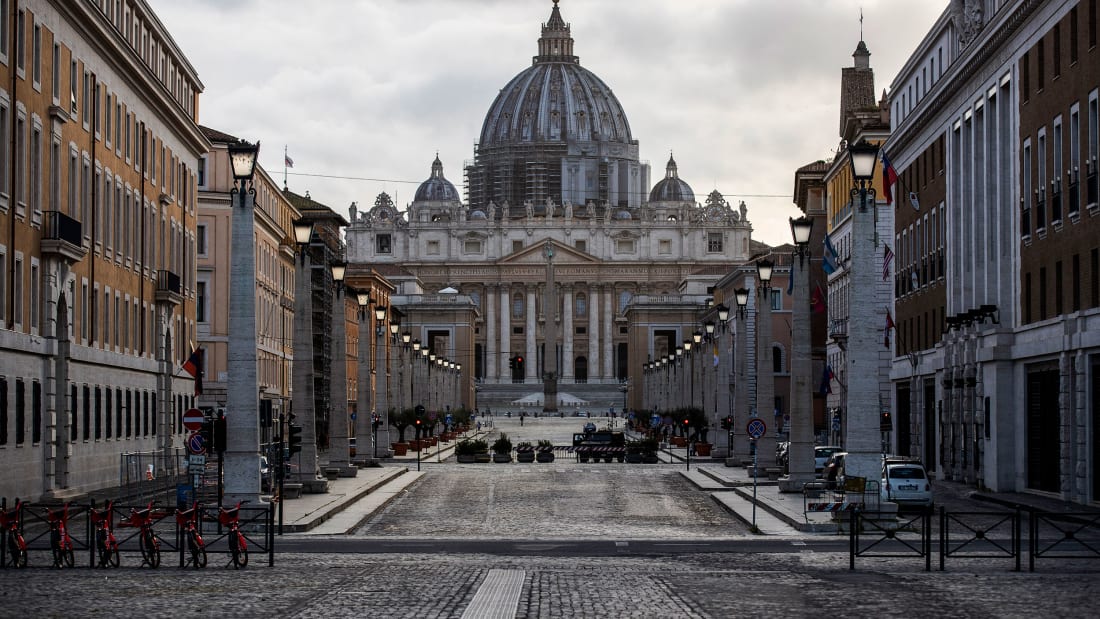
xmin=0 ymin=499 xmax=249 ymax=570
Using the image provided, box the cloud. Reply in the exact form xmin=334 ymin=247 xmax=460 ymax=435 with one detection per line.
xmin=149 ymin=0 xmax=945 ymax=244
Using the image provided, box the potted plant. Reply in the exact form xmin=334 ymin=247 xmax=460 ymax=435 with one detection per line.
xmin=492 ymin=433 xmax=513 ymax=463
xmin=638 ymin=437 xmax=660 ymax=464
xmin=515 ymin=441 xmax=536 ymax=463
xmin=536 ymin=439 xmax=555 ymax=463
xmin=389 ymin=407 xmax=416 ymax=455
xmin=456 ymin=439 xmax=489 ymax=463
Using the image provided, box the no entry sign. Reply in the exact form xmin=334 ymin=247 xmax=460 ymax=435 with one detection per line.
xmin=183 ymin=408 xmax=205 ymax=432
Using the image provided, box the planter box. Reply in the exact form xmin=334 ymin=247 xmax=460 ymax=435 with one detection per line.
xmin=473 ymin=452 xmax=491 ymax=463
xmin=456 ymin=454 xmax=476 ymax=463
xmin=408 ymin=440 xmax=422 ymax=452
xmin=642 ymin=454 xmax=660 ymax=464
xmin=493 ymin=453 xmax=513 ymax=463
xmin=624 ymin=453 xmax=643 ymax=464
xmin=391 ymin=443 xmax=408 ymax=456
xmin=695 ymin=443 xmax=713 ymax=457
xmin=670 ymin=436 xmax=687 ymax=447
xmin=536 ymin=451 xmax=556 ymax=463
xmin=516 ymin=451 xmax=536 ymax=463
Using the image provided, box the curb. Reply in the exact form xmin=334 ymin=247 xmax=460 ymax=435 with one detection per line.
xmin=284 ymin=467 xmax=409 ymax=533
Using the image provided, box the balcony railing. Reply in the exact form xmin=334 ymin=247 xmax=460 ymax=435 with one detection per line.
xmin=40 ymin=210 xmax=87 ymax=262
xmin=155 ymin=270 xmax=183 ymax=305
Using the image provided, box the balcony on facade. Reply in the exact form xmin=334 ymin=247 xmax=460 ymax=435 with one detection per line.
xmin=155 ymin=270 xmax=183 ymax=306
xmin=40 ymin=211 xmax=87 ymax=263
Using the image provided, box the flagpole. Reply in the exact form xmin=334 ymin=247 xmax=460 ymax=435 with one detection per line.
xmin=284 ymin=145 xmax=288 ymax=189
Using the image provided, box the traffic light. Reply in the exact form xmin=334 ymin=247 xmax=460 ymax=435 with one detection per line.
xmin=508 ymin=356 xmax=515 ymax=371
xmin=200 ymin=419 xmax=214 ymax=450
xmin=721 ymin=415 xmax=733 ymax=430
xmin=880 ymin=410 xmax=892 ymax=432
xmin=288 ymin=423 xmax=303 ymax=454
xmin=213 ymin=410 xmax=227 ymax=454
xmin=515 ymin=355 xmax=523 ymax=367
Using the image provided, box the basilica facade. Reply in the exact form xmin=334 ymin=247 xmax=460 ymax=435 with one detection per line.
xmin=345 ymin=1 xmax=756 ymax=412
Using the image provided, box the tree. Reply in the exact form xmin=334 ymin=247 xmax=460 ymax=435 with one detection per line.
xmin=389 ymin=407 xmax=417 ymax=443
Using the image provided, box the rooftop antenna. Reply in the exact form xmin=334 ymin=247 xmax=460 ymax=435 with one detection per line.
xmin=860 ymin=7 xmax=864 ymax=41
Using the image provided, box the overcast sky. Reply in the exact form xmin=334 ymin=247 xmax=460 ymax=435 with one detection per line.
xmin=148 ymin=0 xmax=946 ymax=246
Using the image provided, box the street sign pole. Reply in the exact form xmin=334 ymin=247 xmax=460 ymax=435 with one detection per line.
xmin=746 ymin=418 xmax=767 ymax=532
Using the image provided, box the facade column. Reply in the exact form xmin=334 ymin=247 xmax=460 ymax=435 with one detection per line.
xmin=755 ymin=278 xmax=775 ymax=465
xmin=355 ymin=306 xmax=373 ymax=461
xmin=525 ymin=286 xmax=538 ymax=381
xmin=485 ymin=284 xmax=497 ymax=381
xmin=562 ymin=285 xmax=574 ymax=381
xmin=779 ymin=256 xmax=815 ymax=492
xmin=326 ymin=289 xmax=355 ymax=475
xmin=588 ymin=284 xmax=600 ymax=381
xmin=603 ymin=286 xmax=614 ymax=381
xmin=375 ymin=323 xmax=391 ymax=450
xmin=499 ymin=285 xmax=511 ymax=380
xmin=292 ymin=251 xmax=321 ymax=486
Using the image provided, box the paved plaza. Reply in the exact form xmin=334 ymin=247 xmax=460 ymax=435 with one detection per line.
xmin=2 ymin=418 xmax=1098 ymax=618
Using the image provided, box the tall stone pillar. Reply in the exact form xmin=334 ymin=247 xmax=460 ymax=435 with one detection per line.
xmin=588 ymin=285 xmax=600 ymax=381
xmin=500 ymin=285 xmax=511 ymax=380
xmin=325 ymin=289 xmax=355 ymax=476
xmin=562 ymin=285 xmax=574 ymax=381
xmin=525 ymin=286 xmax=537 ymax=382
xmin=603 ymin=286 xmax=614 ymax=381
xmin=292 ymin=250 xmax=322 ymax=487
xmin=779 ymin=256 xmax=815 ymax=492
xmin=755 ymin=278 xmax=775 ymax=465
xmin=486 ymin=284 xmax=497 ymax=380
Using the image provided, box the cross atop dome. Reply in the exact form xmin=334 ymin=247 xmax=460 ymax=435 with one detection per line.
xmin=536 ymin=0 xmax=577 ymax=64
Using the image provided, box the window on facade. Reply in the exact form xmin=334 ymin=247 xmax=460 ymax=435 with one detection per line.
xmin=576 ymin=293 xmax=586 ymax=317
xmin=618 ymin=290 xmax=632 ymax=313
xmin=15 ymin=9 xmax=24 ymax=72
xmin=1053 ymin=119 xmax=1063 ymax=223
xmin=615 ymin=239 xmax=634 ymax=253
xmin=707 ymin=233 xmax=723 ymax=252
xmin=512 ymin=240 xmax=523 ymax=253
xmin=1022 ymin=141 xmax=1032 ymax=236
xmin=512 ymin=294 xmax=524 ymax=318
xmin=32 ymin=24 xmax=40 ymax=85
xmin=464 ymin=239 xmax=482 ymax=254
xmin=196 ymin=223 xmax=207 ymax=256
xmin=1071 ymin=8 xmax=1079 ymax=64
xmin=574 ymin=239 xmax=586 ymax=252
xmin=0 ymin=379 xmax=7 ymax=445
xmin=1021 ymin=51 xmax=1030 ymax=100
xmin=658 ymin=239 xmax=671 ymax=254
xmin=376 ymin=234 xmax=391 ymax=254
xmin=196 ymin=280 xmax=208 ymax=323
xmin=1054 ymin=24 xmax=1061 ymax=78
xmin=426 ymin=240 xmax=440 ymax=255
xmin=13 ymin=256 xmax=22 ymax=327
xmin=771 ymin=289 xmax=781 ymax=311
xmin=772 ymin=346 xmax=783 ymax=374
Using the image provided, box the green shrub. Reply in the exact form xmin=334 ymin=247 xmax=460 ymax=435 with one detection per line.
xmin=492 ymin=433 xmax=513 ymax=454
xmin=455 ymin=439 xmax=489 ymax=455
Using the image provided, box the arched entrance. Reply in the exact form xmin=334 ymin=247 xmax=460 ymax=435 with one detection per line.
xmin=574 ymin=356 xmax=588 ymax=383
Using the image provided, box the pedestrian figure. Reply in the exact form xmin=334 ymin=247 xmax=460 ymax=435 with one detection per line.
xmin=476 ymin=421 xmax=482 ymax=431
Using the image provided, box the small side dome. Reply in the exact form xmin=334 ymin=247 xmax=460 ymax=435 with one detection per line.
xmin=614 ymin=210 xmax=632 ymax=220
xmin=648 ymin=154 xmax=695 ymax=203
xmin=414 ymin=155 xmax=460 ymax=202
xmin=469 ymin=209 xmax=488 ymax=220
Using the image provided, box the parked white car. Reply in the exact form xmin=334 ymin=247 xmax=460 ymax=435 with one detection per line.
xmin=881 ymin=458 xmax=933 ymax=511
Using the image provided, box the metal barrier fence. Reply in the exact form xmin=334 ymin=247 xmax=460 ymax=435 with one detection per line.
xmin=940 ymin=507 xmax=1022 ymax=571
xmin=849 ymin=508 xmax=933 ymax=571
xmin=0 ymin=497 xmax=274 ymax=569
xmin=1028 ymin=509 xmax=1100 ymax=572
xmin=850 ymin=506 xmax=1100 ymax=572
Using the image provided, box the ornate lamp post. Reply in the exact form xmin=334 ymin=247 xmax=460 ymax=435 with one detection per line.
xmin=326 ymin=260 xmax=356 ymax=477
xmin=371 ymin=305 xmax=391 ymax=453
xmin=289 ymin=217 xmax=323 ymax=487
xmin=779 ymin=216 xmax=816 ymax=492
xmin=754 ymin=259 xmax=775 ymax=470
xmin=224 ymin=139 xmax=262 ymax=504
xmin=842 ymin=139 xmax=883 ymax=484
xmin=355 ymin=290 xmax=375 ymax=461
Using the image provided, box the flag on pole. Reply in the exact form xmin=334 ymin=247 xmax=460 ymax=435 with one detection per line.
xmin=285 ymin=154 xmax=294 ymax=168
xmin=810 ymin=283 xmax=826 ymax=314
xmin=182 ymin=348 xmax=204 ymax=396
xmin=909 ymin=191 xmax=920 ymax=211
xmin=881 ymin=150 xmax=899 ymax=205
xmin=819 ymin=364 xmax=835 ymax=395
xmin=884 ymin=308 xmax=895 ymax=349
xmin=823 ymin=234 xmax=839 ymax=275
xmin=883 ymin=243 xmax=894 ymax=281
xmin=712 ymin=343 xmax=719 ymax=367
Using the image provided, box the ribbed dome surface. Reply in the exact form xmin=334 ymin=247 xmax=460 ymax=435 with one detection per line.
xmin=649 ymin=155 xmax=694 ymax=203
xmin=480 ymin=63 xmax=633 ymax=147
xmin=414 ymin=156 xmax=460 ymax=202
xmin=478 ymin=1 xmax=631 ymax=147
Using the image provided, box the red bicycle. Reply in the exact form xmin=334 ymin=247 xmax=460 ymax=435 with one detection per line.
xmin=47 ymin=503 xmax=76 ymax=568
xmin=219 ymin=502 xmax=248 ymax=568
xmin=91 ymin=501 xmax=121 ymax=568
xmin=129 ymin=502 xmax=160 ymax=568
xmin=1 ymin=500 xmax=27 ymax=568
xmin=175 ymin=501 xmax=207 ymax=568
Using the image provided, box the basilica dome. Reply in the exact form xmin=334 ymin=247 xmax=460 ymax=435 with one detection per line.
xmin=479 ymin=2 xmax=632 ymax=148
xmin=413 ymin=155 xmax=460 ymax=202
xmin=467 ymin=1 xmax=646 ymax=211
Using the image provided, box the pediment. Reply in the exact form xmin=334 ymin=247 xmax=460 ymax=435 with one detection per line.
xmin=499 ymin=239 xmax=600 ymax=265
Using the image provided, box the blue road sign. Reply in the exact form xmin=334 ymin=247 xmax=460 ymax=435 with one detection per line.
xmin=746 ymin=419 xmax=767 ymax=440
xmin=187 ymin=432 xmax=206 ymax=455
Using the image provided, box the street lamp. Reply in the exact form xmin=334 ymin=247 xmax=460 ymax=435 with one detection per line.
xmin=224 ymin=138 xmax=262 ymax=504
xmin=754 ymin=258 xmax=775 ymax=475
xmin=779 ymin=214 xmax=815 ymax=492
